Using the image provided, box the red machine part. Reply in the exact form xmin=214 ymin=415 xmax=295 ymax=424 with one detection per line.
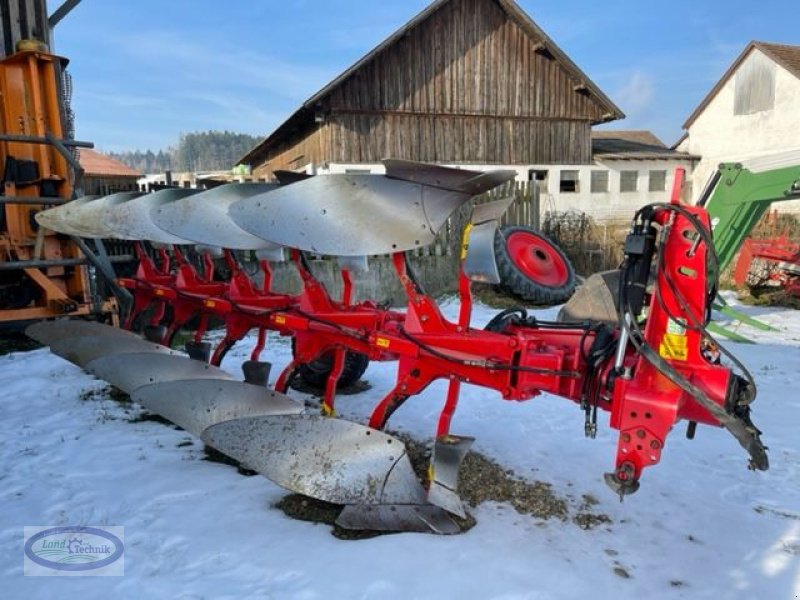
xmin=504 ymin=229 xmax=571 ymax=287
xmin=733 ymin=235 xmax=800 ymax=296
xmin=118 ymin=201 xmax=765 ymax=495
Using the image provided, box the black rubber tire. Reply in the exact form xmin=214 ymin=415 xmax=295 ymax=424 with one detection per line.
xmin=296 ymin=348 xmax=370 ymax=390
xmin=494 ymin=225 xmax=577 ymax=305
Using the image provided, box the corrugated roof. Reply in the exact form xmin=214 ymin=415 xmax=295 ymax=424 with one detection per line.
xmin=78 ymin=148 xmax=141 ymax=178
xmin=683 ymin=41 xmax=800 ymax=130
xmin=240 ymin=0 xmax=624 ymax=166
xmin=592 ymin=130 xmax=699 ymax=160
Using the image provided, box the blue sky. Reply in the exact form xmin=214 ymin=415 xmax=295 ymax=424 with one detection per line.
xmin=52 ymin=0 xmax=799 ymax=154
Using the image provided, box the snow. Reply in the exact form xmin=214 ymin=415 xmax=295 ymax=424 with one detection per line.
xmin=1 ymin=296 xmax=799 ymax=599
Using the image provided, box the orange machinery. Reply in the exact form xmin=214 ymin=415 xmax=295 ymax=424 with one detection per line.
xmin=0 ymin=47 xmax=116 ymax=323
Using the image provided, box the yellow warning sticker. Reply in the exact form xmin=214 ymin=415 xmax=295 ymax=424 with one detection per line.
xmin=274 ymin=315 xmax=286 ymax=325
xmin=460 ymin=223 xmax=474 ymax=260
xmin=376 ymin=337 xmax=391 ymax=349
xmin=660 ymin=333 xmax=688 ymax=361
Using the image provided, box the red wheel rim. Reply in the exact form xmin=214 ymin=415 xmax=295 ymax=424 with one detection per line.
xmin=505 ymin=231 xmax=569 ymax=287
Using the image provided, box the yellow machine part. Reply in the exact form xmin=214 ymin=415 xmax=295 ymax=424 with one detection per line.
xmin=0 ymin=50 xmax=103 ymax=323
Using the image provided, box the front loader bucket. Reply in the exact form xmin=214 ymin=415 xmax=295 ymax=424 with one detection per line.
xmin=229 ymin=160 xmax=516 ymax=256
xmin=151 ymin=183 xmax=284 ymax=250
xmin=26 ymin=320 xmax=140 ymax=346
xmin=132 ymin=379 xmax=303 ymax=437
xmin=105 ymin=189 xmax=199 ymax=245
xmin=85 ymin=352 xmax=233 ymax=395
xmin=557 ymin=270 xmax=620 ymax=326
xmin=49 ymin=334 xmax=180 ymax=368
xmin=202 ymin=415 xmax=428 ymax=505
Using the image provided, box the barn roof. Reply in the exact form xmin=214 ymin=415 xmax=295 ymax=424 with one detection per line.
xmin=240 ymin=0 xmax=624 ymax=166
xmin=592 ymin=130 xmax=699 ymax=161
xmin=682 ymin=41 xmax=800 ymax=130
xmin=78 ymin=148 xmax=141 ymax=178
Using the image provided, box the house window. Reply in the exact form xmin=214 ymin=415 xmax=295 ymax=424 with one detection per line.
xmin=528 ymin=169 xmax=548 ymax=182
xmin=649 ymin=170 xmax=667 ymax=192
xmin=734 ymin=51 xmax=776 ymax=115
xmin=345 ymin=168 xmax=372 ymax=175
xmin=590 ymin=170 xmax=609 ymax=193
xmin=620 ymin=170 xmax=638 ymax=193
xmin=559 ymin=170 xmax=580 ymax=193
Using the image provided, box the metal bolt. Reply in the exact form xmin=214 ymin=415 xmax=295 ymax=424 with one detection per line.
xmin=650 ymin=440 xmax=661 ymax=450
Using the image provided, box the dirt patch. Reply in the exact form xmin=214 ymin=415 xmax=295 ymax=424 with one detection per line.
xmin=572 ymin=493 xmax=612 ymax=530
xmin=396 ymin=433 xmax=569 ymax=520
xmin=574 ymin=512 xmax=613 ymax=530
xmin=275 ymin=495 xmax=387 ymax=541
xmin=740 ymin=288 xmax=800 ymax=310
xmin=80 ymin=385 xmax=132 ymax=405
xmin=129 ymin=411 xmax=177 ymax=427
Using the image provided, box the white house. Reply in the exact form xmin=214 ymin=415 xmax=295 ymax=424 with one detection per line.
xmin=676 ymin=41 xmax=800 ymax=212
xmin=538 ymin=130 xmax=698 ymax=222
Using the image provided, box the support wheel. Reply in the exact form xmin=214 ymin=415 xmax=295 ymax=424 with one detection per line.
xmin=296 ymin=348 xmax=370 ymax=390
xmin=494 ymin=225 xmax=576 ymax=305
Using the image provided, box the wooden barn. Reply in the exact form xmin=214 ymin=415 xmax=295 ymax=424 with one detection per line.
xmin=241 ymin=0 xmax=624 ymax=179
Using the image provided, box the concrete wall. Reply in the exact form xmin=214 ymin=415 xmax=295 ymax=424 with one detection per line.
xmin=259 ymin=255 xmax=462 ymax=305
xmin=682 ymin=49 xmax=800 ymax=212
xmin=320 ymin=159 xmax=695 ymax=224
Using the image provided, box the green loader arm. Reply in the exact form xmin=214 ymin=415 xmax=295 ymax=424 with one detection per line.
xmin=700 ymin=151 xmax=800 ymax=272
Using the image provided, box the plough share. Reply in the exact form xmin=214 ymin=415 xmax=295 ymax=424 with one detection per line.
xmin=29 ymin=160 xmax=768 ymax=533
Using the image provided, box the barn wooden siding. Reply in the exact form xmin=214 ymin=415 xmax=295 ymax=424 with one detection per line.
xmin=0 ymin=0 xmax=49 ymax=57
xmin=252 ymin=0 xmax=612 ymax=177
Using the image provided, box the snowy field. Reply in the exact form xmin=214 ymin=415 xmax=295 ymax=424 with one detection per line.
xmin=1 ymin=296 xmax=798 ymax=599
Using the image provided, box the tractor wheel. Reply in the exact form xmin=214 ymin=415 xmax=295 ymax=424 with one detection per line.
xmin=494 ymin=225 xmax=576 ymax=305
xmin=296 ymin=348 xmax=370 ymax=390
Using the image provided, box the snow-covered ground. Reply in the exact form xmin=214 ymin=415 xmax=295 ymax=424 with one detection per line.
xmin=1 ymin=296 xmax=798 ymax=599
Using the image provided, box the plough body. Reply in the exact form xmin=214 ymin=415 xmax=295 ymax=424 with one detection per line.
xmin=28 ymin=161 xmax=768 ymax=531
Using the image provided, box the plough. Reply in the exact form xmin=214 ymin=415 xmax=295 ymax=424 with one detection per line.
xmin=28 ymin=160 xmax=769 ymax=533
